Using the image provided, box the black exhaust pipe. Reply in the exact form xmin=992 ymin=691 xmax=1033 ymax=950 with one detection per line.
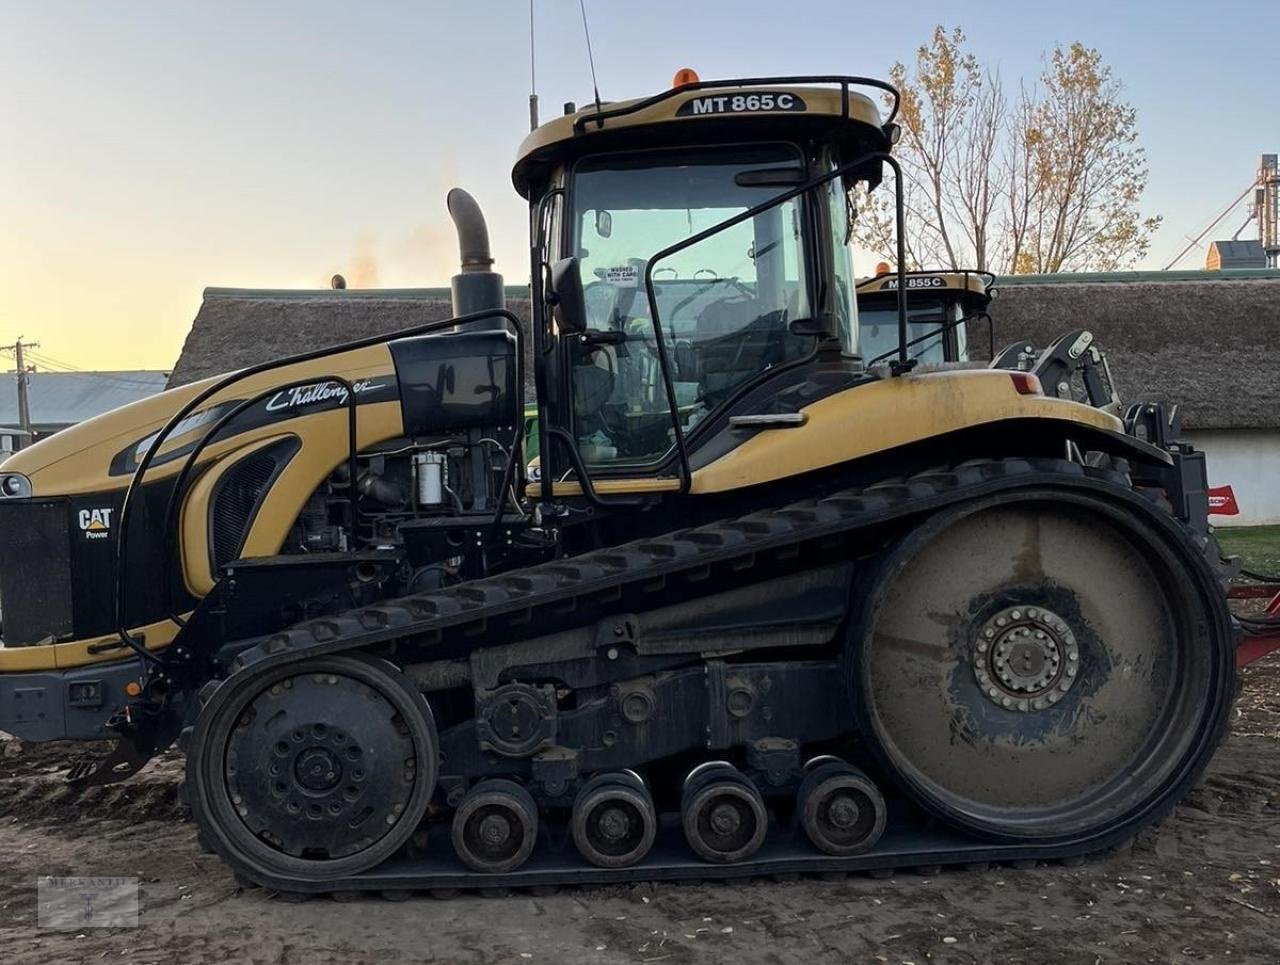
xmin=447 ymin=188 xmax=505 ymax=328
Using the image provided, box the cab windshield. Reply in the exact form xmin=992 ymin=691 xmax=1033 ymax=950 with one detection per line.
xmin=568 ymin=144 xmax=813 ymax=466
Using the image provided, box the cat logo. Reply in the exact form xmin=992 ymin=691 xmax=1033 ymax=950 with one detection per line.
xmin=78 ymin=508 xmax=114 ymax=540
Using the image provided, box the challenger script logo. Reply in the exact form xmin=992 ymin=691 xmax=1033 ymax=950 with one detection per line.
xmin=78 ymin=508 xmax=113 ymax=540
xmin=264 ymin=379 xmax=386 ymax=413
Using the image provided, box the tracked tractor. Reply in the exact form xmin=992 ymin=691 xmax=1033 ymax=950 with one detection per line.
xmin=0 ymin=74 xmax=1236 ymax=894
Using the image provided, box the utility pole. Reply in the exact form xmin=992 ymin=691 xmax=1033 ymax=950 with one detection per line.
xmin=1 ymin=337 xmax=39 ymax=450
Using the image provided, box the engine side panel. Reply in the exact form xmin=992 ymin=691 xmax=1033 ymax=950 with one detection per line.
xmin=689 ymin=369 xmax=1124 ymax=494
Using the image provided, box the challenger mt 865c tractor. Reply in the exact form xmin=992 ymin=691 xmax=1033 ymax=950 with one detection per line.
xmin=855 ymin=269 xmax=994 ymax=367
xmin=0 ymin=74 xmax=1236 ymax=895
xmin=856 ymin=268 xmax=1126 ymax=415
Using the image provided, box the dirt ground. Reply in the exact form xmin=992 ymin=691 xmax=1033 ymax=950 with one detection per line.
xmin=1 ymin=653 xmax=1276 ymax=965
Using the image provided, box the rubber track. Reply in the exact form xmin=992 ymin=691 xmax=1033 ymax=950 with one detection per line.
xmin=224 ymin=458 xmax=1136 ymax=678
xmin=195 ymin=457 xmax=1236 ymax=897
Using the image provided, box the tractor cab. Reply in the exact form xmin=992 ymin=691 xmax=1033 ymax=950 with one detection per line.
xmin=855 ymin=269 xmax=994 ymax=366
xmin=512 ymin=74 xmax=901 ymax=487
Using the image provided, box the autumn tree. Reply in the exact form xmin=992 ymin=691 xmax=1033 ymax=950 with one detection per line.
xmin=856 ymin=27 xmax=1160 ymax=274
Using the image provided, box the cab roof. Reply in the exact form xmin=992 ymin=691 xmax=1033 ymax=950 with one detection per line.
xmin=512 ymin=76 xmax=897 ymax=198
xmin=856 ymin=270 xmax=995 ymax=305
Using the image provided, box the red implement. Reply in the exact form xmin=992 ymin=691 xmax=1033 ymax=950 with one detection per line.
xmin=1230 ymin=581 xmax=1280 ymax=666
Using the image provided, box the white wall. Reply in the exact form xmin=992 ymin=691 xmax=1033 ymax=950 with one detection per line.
xmin=1184 ymin=429 xmax=1280 ymax=526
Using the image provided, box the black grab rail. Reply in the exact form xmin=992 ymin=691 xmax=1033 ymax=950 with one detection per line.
xmin=114 ymin=307 xmax=524 ymax=668
xmin=635 ymin=150 xmax=911 ymax=495
xmin=157 ymin=374 xmax=361 ymax=630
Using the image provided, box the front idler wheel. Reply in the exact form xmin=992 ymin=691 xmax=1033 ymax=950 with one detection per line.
xmin=571 ymin=771 xmax=657 ymax=869
xmin=681 ymin=762 xmax=768 ymax=863
xmin=451 ymin=779 xmax=539 ymax=873
xmin=188 ymin=655 xmax=438 ymax=882
xmin=797 ymin=761 xmax=886 ymax=856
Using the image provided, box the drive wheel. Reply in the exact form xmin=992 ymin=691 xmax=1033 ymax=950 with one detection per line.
xmin=854 ymin=490 xmax=1233 ymax=843
xmin=188 ymin=655 xmax=437 ymax=882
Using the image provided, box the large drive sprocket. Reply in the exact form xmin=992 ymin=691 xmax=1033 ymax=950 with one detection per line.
xmin=853 ymin=489 xmax=1233 ymax=844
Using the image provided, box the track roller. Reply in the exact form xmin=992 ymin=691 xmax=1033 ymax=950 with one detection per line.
xmin=571 ymin=771 xmax=658 ymax=869
xmin=451 ymin=779 xmax=538 ymax=873
xmin=681 ymin=762 xmax=768 ymax=864
xmin=797 ymin=761 xmax=887 ymax=856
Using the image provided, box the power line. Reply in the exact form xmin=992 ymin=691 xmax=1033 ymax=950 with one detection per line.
xmin=25 ymin=351 xmax=83 ymax=372
xmin=2 ymin=347 xmax=166 ymax=386
xmin=32 ymin=369 xmax=166 ymax=388
xmin=1161 ymin=179 xmax=1259 ymax=270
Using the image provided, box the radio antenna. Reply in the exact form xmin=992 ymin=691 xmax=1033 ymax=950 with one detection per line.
xmin=528 ymin=0 xmax=539 ymax=130
xmin=578 ymin=0 xmax=602 ymax=116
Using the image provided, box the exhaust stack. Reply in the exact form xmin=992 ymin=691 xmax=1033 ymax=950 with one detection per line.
xmin=446 ymin=188 xmax=505 ymax=329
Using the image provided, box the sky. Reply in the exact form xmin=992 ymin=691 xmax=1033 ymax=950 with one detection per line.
xmin=1 ymin=0 xmax=1275 ymax=372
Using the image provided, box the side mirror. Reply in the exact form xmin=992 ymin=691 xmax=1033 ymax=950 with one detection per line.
xmin=548 ymin=257 xmax=587 ymax=335
xmin=594 ymin=209 xmax=612 ymax=238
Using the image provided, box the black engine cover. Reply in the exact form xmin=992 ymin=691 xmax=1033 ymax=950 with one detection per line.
xmin=389 ymin=330 xmax=517 ymax=435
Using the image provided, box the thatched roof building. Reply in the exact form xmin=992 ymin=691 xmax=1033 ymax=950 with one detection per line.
xmin=169 ymin=288 xmax=533 ymax=391
xmin=171 ymin=272 xmax=1279 ymax=432
xmin=981 ymin=272 xmax=1280 ymax=430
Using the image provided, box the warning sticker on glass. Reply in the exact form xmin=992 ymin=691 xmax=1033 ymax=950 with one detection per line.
xmin=603 ymin=265 xmax=639 ymax=287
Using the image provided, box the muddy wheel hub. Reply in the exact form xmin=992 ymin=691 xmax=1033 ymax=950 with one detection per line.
xmin=597 ymin=806 xmax=632 ymax=842
xmin=973 ymin=605 xmax=1079 ymax=711
xmin=826 ymin=793 xmax=861 ymax=830
xmin=478 ymin=813 xmax=513 ymax=847
xmin=709 ymin=802 xmax=742 ymax=836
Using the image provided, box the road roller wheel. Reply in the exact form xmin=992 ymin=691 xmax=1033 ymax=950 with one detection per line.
xmin=682 ymin=763 xmax=768 ymax=863
xmin=451 ymin=779 xmax=539 ymax=873
xmin=187 ymin=655 xmax=438 ymax=881
xmin=797 ymin=762 xmax=886 ymax=856
xmin=854 ymin=492 xmax=1233 ymax=843
xmin=571 ymin=772 xmax=658 ymax=868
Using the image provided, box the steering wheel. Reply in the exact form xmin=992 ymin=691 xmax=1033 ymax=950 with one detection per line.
xmin=582 ymin=279 xmax=617 ymax=325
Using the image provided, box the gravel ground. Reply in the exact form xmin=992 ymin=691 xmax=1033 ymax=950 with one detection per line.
xmin=1 ymin=652 xmax=1277 ymax=965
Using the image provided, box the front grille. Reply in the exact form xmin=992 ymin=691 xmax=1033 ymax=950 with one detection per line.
xmin=0 ymin=501 xmax=74 ymax=645
xmin=210 ymin=442 xmax=296 ymax=571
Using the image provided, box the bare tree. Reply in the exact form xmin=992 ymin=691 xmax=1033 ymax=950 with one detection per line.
xmin=856 ymin=29 xmax=1160 ymax=274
